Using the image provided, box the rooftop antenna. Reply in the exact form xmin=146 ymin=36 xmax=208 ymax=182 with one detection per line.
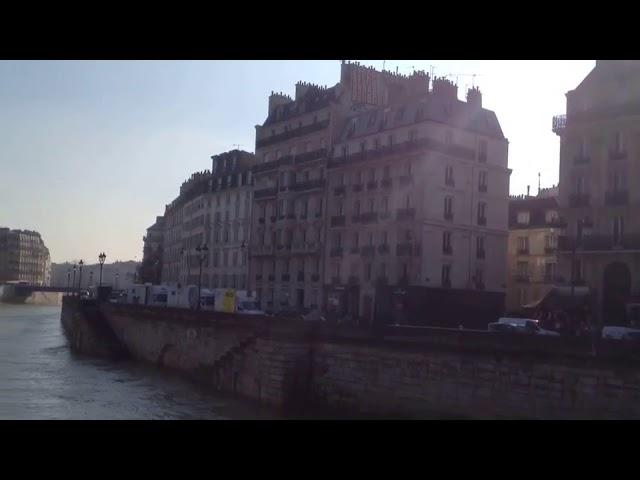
xmin=382 ymin=60 xmax=386 ymax=71
xmin=232 ymin=144 xmax=242 ymax=150
xmin=538 ymin=172 xmax=541 ymax=195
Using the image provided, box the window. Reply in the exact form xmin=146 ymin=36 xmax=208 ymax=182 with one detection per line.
xmin=383 ymin=165 xmax=390 ymax=178
xmin=575 ymin=176 xmax=585 ymax=194
xmin=409 ymin=129 xmax=417 ymax=141
xmin=353 ymin=232 xmax=359 ymax=248
xmin=354 ymin=200 xmax=361 ymax=216
xmin=545 ymin=210 xmax=558 ymax=223
xmin=381 ymin=231 xmax=388 ymax=245
xmin=444 ymin=196 xmax=454 ymax=219
xmin=405 ymin=162 xmax=412 ymax=176
xmin=445 ymin=165 xmax=454 ymax=186
xmin=518 ymin=236 xmax=529 ymax=253
xmin=374 ymin=138 xmax=380 ymax=149
xmin=544 ymin=262 xmax=556 ymax=281
xmin=442 ymin=231 xmax=452 ymax=254
xmin=387 ymin=135 xmax=393 ymax=147
xmin=475 ymin=267 xmax=484 ymax=288
xmin=614 ymin=131 xmax=625 ymax=153
xmin=517 ymin=211 xmax=530 ymax=225
xmin=369 ymin=168 xmax=375 ymax=181
xmin=368 ymin=232 xmax=374 ymax=246
xmin=365 ymin=264 xmax=372 ymax=282
xmin=341 ymin=146 xmax=348 ymax=158
xmin=477 ymin=236 xmax=485 ymax=258
xmin=477 ymin=202 xmax=487 ymax=225
xmin=611 ymin=171 xmax=625 ymax=192
xmin=232 ymin=251 xmax=238 ymax=266
xmin=382 ymin=197 xmax=389 ymax=212
xmin=380 ymin=263 xmax=387 ymax=278
xmin=223 ymin=250 xmax=229 ymax=267
xmin=404 ymin=194 xmax=411 ymax=209
xmin=360 ymin=141 xmax=366 ymax=153
xmin=479 ymin=171 xmax=487 ymax=192
xmin=613 ymin=216 xmax=624 ymax=245
xmin=441 ymin=264 xmax=451 ymax=286
xmin=545 ymin=234 xmax=557 ymax=250
xmin=369 ymin=198 xmax=375 ymax=212
xmin=337 ymin=201 xmax=343 ymax=216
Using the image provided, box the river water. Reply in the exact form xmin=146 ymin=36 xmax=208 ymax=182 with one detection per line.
xmin=0 ymin=303 xmax=281 ymax=419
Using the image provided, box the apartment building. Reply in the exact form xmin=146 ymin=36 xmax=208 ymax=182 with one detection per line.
xmin=553 ymin=60 xmax=640 ymax=325
xmin=139 ymin=216 xmax=164 ymax=284
xmin=326 ymin=78 xmax=510 ymax=324
xmin=0 ymin=227 xmax=51 ymax=286
xmin=505 ymin=187 xmax=564 ymax=312
xmin=159 ymin=150 xmax=255 ymax=289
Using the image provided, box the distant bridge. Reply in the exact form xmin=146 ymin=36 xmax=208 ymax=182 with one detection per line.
xmin=1 ymin=284 xmax=78 ymax=296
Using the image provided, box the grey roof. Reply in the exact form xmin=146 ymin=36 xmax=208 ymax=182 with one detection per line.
xmin=339 ymin=94 xmax=505 ymax=142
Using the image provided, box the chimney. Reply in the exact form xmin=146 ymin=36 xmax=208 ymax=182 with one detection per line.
xmin=466 ymin=87 xmax=482 ymax=110
xmin=527 ymin=185 xmax=530 ymax=197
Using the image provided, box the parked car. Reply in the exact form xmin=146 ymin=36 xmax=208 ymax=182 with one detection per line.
xmin=602 ymin=326 xmax=640 ymax=341
xmin=488 ymin=317 xmax=560 ymax=336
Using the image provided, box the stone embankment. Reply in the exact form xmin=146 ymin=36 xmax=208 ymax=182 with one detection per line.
xmin=61 ymin=296 xmax=640 ymax=419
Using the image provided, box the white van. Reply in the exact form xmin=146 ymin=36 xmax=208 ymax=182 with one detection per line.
xmin=602 ymin=326 xmax=640 ymax=341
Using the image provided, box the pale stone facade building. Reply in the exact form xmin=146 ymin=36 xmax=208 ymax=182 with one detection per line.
xmin=326 ymin=77 xmax=510 ymax=322
xmin=553 ymin=60 xmax=640 ymax=325
xmin=505 ymin=187 xmax=564 ymax=312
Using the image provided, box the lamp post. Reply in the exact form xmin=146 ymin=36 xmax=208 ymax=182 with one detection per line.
xmin=195 ymin=244 xmax=208 ymax=310
xmin=72 ymin=264 xmax=77 ymax=295
xmin=89 ymin=271 xmax=94 ymax=286
xmin=98 ymin=252 xmax=106 ymax=286
xmin=241 ymin=240 xmax=252 ymax=296
xmin=67 ymin=269 xmax=71 ymax=292
xmin=78 ymin=260 xmax=84 ymax=295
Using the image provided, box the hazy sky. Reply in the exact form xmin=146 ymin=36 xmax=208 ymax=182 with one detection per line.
xmin=0 ymin=60 xmax=595 ymax=263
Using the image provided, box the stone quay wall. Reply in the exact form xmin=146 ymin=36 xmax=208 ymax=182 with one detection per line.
xmin=61 ymin=297 xmax=640 ymax=419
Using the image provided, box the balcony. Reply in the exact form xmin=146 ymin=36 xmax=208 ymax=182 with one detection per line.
xmin=573 ymin=155 xmax=590 ymax=165
xmin=378 ymin=244 xmax=390 ymax=255
xmin=330 ymin=216 xmax=346 ymax=227
xmin=609 ymin=149 xmax=628 ymax=161
xmin=352 ymin=184 xmax=364 ymax=193
xmin=569 ymin=193 xmax=590 ymax=207
xmin=605 ymin=190 xmax=629 ymax=206
xmin=253 ymin=245 xmax=274 ymax=256
xmin=544 ymin=246 xmax=557 ymax=254
xmin=286 ymin=214 xmax=296 ymax=220
xmin=294 ymin=148 xmax=327 ymax=165
xmin=311 ymin=273 xmax=320 ymax=282
xmin=252 ymin=155 xmax=294 ymax=174
xmin=360 ymin=245 xmax=375 ymax=258
xmin=354 ymin=212 xmax=378 ymax=224
xmin=397 ymin=208 xmax=416 ymax=221
xmin=254 ymin=187 xmax=277 ymax=199
xmin=256 ymin=119 xmax=330 ymax=148
xmin=334 ymin=185 xmax=346 ymax=196
xmin=381 ymin=178 xmax=392 ymax=188
xmin=515 ymin=274 xmax=530 ymax=283
xmin=290 ymin=178 xmax=326 ymax=192
xmin=330 ymin=247 xmax=343 ymax=257
xmin=281 ymin=274 xmax=290 ymax=282
xmin=517 ymin=247 xmax=529 ymax=255
xmin=397 ymin=243 xmax=420 ymax=256
xmin=559 ymin=234 xmax=640 ymax=252
xmin=552 ymin=114 xmax=566 ymax=135
xmin=444 ymin=211 xmax=454 ymax=221
xmin=367 ymin=180 xmax=378 ymax=191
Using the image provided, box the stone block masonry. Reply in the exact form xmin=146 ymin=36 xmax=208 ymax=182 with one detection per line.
xmin=61 ymin=296 xmax=640 ymax=419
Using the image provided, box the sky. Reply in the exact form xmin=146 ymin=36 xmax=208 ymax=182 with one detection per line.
xmin=0 ymin=60 xmax=595 ymax=264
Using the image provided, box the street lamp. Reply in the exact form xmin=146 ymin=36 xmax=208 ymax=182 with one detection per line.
xmin=195 ymin=244 xmax=208 ymax=310
xmin=72 ymin=264 xmax=77 ymax=295
xmin=78 ymin=260 xmax=84 ymax=295
xmin=98 ymin=252 xmax=106 ymax=286
xmin=89 ymin=271 xmax=94 ymax=286
xmin=241 ymin=240 xmax=252 ymax=296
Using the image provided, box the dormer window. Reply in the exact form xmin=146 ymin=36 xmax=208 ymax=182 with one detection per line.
xmin=517 ymin=211 xmax=530 ymax=225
